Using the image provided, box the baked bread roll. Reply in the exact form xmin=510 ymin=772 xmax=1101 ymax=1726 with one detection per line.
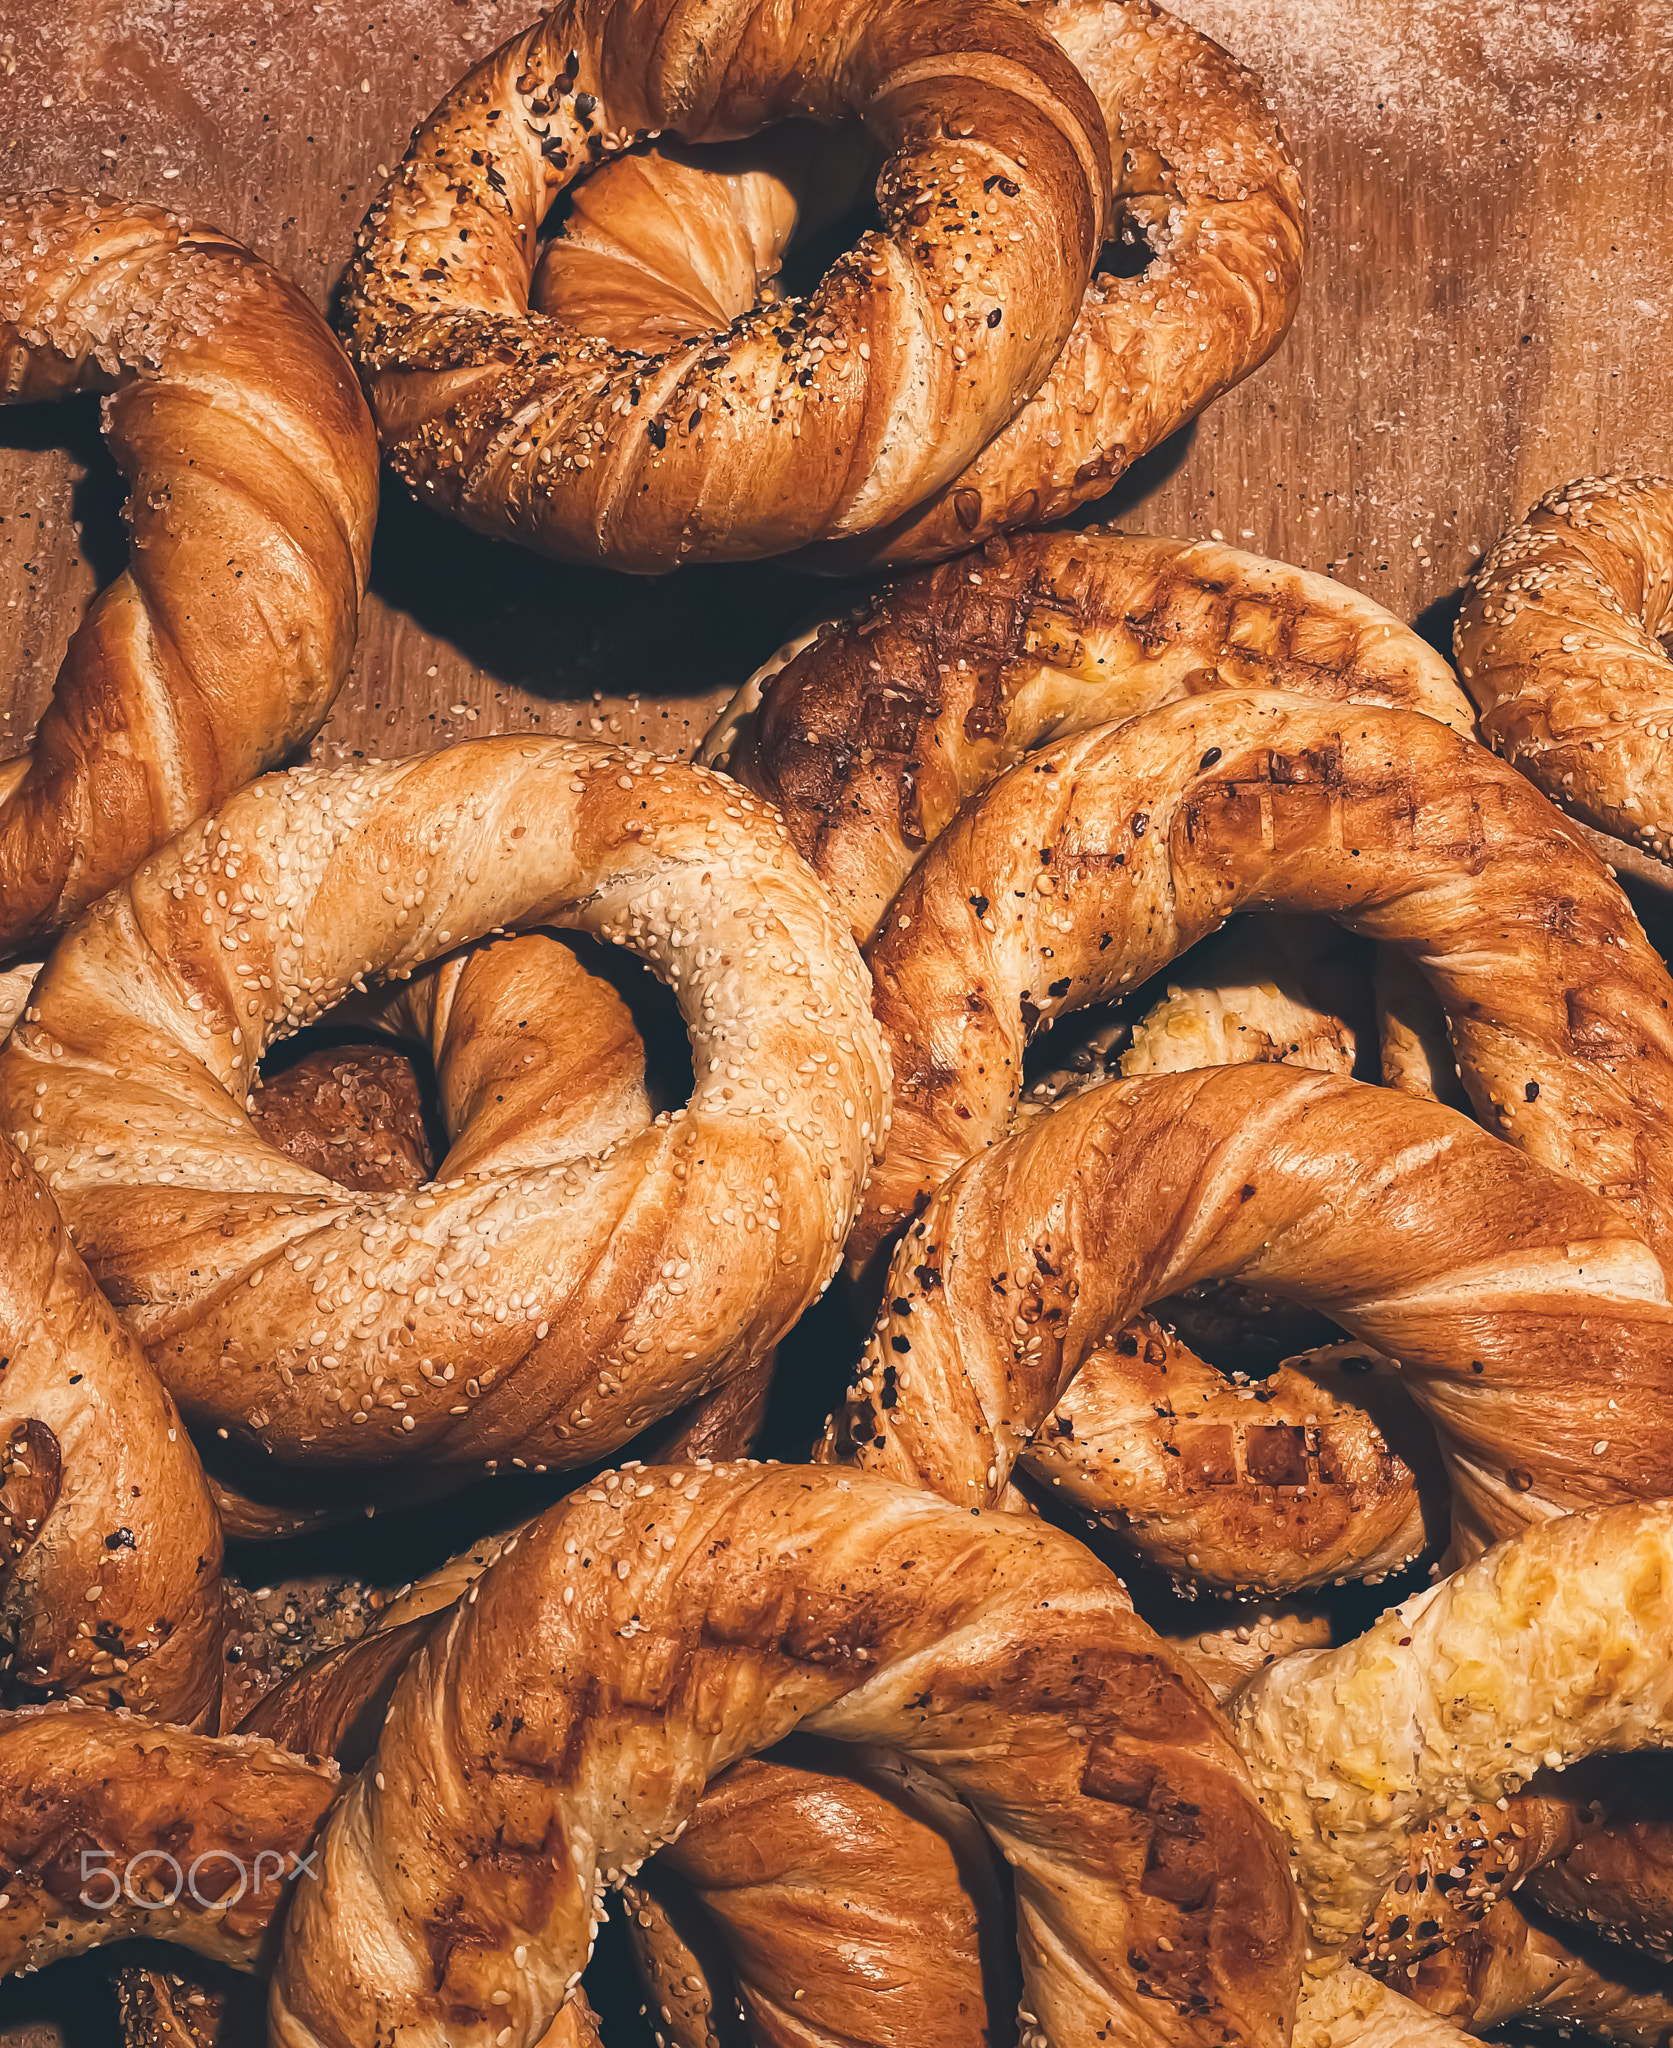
xmin=531 ymin=0 xmax=1307 ymax=567
xmin=340 ymin=0 xmax=1111 ymax=568
xmin=0 ymin=194 xmax=377 ymax=954
xmin=1455 ymin=473 xmax=1673 ymax=890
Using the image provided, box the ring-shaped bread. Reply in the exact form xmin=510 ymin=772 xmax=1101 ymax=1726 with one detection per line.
xmin=0 ymin=194 xmax=378 ymax=954
xmin=699 ymin=530 xmax=1473 ymax=943
xmin=532 ymin=0 xmax=1307 ymax=568
xmin=854 ymin=691 xmax=1673 ymax=1277
xmin=0 ymin=739 xmax=889 ymax=1474
xmin=340 ymin=0 xmax=1111 ymax=569
xmin=828 ymin=1064 xmax=1673 ymax=1557
xmin=267 ymin=1463 xmax=1302 ymax=2048
xmin=0 ymin=1138 xmax=225 ymax=1728
xmin=1455 ymin=473 xmax=1673 ymax=890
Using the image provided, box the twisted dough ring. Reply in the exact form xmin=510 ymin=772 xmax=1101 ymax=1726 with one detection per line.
xmin=262 ymin=1463 xmax=1300 ymax=2048
xmin=0 ymin=194 xmax=378 ymax=955
xmin=855 ymin=692 xmax=1673 ymax=1278
xmin=700 ymin=529 xmax=1471 ymax=944
xmin=829 ymin=1062 xmax=1673 ymax=1558
xmin=0 ymin=739 xmax=889 ymax=1474
xmin=532 ymin=0 xmax=1306 ymax=568
xmin=0 ymin=1137 xmax=224 ymax=1727
xmin=1455 ymin=474 xmax=1673 ymax=888
xmin=340 ymin=0 xmax=1112 ymax=570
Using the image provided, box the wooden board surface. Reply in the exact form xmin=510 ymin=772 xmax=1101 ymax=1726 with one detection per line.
xmin=3 ymin=0 xmax=1671 ymax=778
xmin=1 ymin=2 xmax=1671 ymax=2043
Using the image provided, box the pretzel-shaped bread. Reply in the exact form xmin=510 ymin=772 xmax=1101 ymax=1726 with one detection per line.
xmin=341 ymin=0 xmax=1111 ymax=569
xmin=1455 ymin=473 xmax=1673 ymax=888
xmin=533 ymin=0 xmax=1306 ymax=567
xmin=700 ymin=531 xmax=1472 ymax=942
xmin=855 ymin=692 xmax=1673 ymax=1277
xmin=0 ymin=194 xmax=378 ymax=954
xmin=0 ymin=739 xmax=888 ymax=1475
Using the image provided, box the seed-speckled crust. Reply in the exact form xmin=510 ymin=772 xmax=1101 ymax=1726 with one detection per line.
xmin=338 ymin=0 xmax=1111 ymax=570
xmin=0 ymin=193 xmax=378 ymax=953
xmin=0 ymin=1704 xmax=337 ymax=1976
xmin=825 ymin=1065 xmax=1673 ymax=1558
xmin=701 ymin=532 xmax=1471 ymax=944
xmin=533 ymin=0 xmax=1306 ymax=570
xmin=268 ymin=1463 xmax=1303 ymax=2048
xmin=0 ymin=1137 xmax=224 ymax=1729
xmin=0 ymin=739 xmax=889 ymax=1475
xmin=1229 ymin=1504 xmax=1673 ymax=1964
xmin=1455 ymin=474 xmax=1673 ymax=887
xmin=854 ymin=692 xmax=1673 ymax=1279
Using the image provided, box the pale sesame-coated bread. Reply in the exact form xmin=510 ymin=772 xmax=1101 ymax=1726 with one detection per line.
xmin=339 ymin=0 xmax=1112 ymax=570
xmin=1455 ymin=474 xmax=1673 ymax=886
xmin=699 ymin=532 xmax=1473 ymax=944
xmin=0 ymin=194 xmax=378 ymax=954
xmin=0 ymin=1137 xmax=225 ymax=1729
xmin=532 ymin=0 xmax=1307 ymax=568
xmin=0 ymin=1704 xmax=338 ymax=1975
xmin=0 ymin=739 xmax=890 ymax=1476
xmin=268 ymin=1463 xmax=1303 ymax=2048
xmin=827 ymin=1065 xmax=1673 ymax=1557
xmin=854 ymin=692 xmax=1673 ymax=1278
xmin=1228 ymin=1504 xmax=1673 ymax=1962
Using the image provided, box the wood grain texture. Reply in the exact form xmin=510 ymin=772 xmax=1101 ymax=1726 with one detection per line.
xmin=2 ymin=0 xmax=1669 ymax=784
xmin=0 ymin=5 xmax=1669 ymax=2046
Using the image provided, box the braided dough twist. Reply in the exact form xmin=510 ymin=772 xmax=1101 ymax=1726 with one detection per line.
xmin=855 ymin=692 xmax=1673 ymax=1276
xmin=534 ymin=0 xmax=1306 ymax=567
xmin=827 ymin=1064 xmax=1673 ymax=1556
xmin=268 ymin=1463 xmax=1303 ymax=2048
xmin=700 ymin=530 xmax=1471 ymax=943
xmin=340 ymin=0 xmax=1111 ymax=569
xmin=0 ymin=1139 xmax=224 ymax=1727
xmin=0 ymin=739 xmax=889 ymax=1473
xmin=1455 ymin=474 xmax=1673 ymax=886
xmin=0 ymin=194 xmax=378 ymax=954
xmin=1228 ymin=1503 xmax=1673 ymax=1965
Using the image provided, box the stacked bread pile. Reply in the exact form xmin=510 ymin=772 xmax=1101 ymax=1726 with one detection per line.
xmin=3 ymin=4 xmax=1673 ymax=2046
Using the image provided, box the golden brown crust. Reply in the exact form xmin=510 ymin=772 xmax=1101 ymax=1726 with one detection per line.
xmin=532 ymin=0 xmax=1306 ymax=568
xmin=0 ymin=1705 xmax=336 ymax=1976
xmin=0 ymin=739 xmax=889 ymax=1477
xmin=269 ymin=1463 xmax=1302 ymax=2048
xmin=249 ymin=1048 xmax=432 ymax=1193
xmin=340 ymin=0 xmax=1110 ymax=569
xmin=826 ymin=1064 xmax=1673 ymax=1555
xmin=701 ymin=531 xmax=1471 ymax=944
xmin=0 ymin=193 xmax=378 ymax=954
xmin=855 ymin=692 xmax=1673 ymax=1280
xmin=0 ymin=1138 xmax=224 ymax=1729
xmin=1455 ymin=473 xmax=1673 ymax=878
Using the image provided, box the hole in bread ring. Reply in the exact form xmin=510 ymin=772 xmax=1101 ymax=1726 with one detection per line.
xmin=340 ymin=0 xmax=1113 ymax=568
xmin=0 ymin=739 xmax=889 ymax=1475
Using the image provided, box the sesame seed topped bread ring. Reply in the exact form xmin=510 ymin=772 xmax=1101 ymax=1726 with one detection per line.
xmin=532 ymin=0 xmax=1307 ymax=569
xmin=267 ymin=1463 xmax=1304 ymax=2048
xmin=699 ymin=531 xmax=1473 ymax=944
xmin=0 ymin=738 xmax=889 ymax=1477
xmin=825 ymin=1064 xmax=1673 ymax=1559
xmin=339 ymin=0 xmax=1112 ymax=570
xmin=0 ymin=194 xmax=378 ymax=955
xmin=854 ymin=692 xmax=1673 ymax=1279
xmin=1455 ymin=474 xmax=1673 ymax=889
